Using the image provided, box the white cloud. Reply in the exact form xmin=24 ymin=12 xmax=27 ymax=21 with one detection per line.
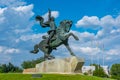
xmin=75 ymin=16 xmax=100 ymax=27
xmin=42 ymin=11 xmax=59 ymax=22
xmin=0 ymin=0 xmax=26 ymax=7
xmin=115 ymin=15 xmax=120 ymax=27
xmin=80 ymin=47 xmax=100 ymax=54
xmin=16 ymin=33 xmax=46 ymax=42
xmin=0 ymin=8 xmax=6 ymax=23
xmin=76 ymin=15 xmax=120 ymax=40
xmin=80 ymin=32 xmax=95 ymax=39
xmin=95 ymin=30 xmax=104 ymax=38
xmin=76 ymin=15 xmax=120 ymax=29
xmin=0 ymin=46 xmax=4 ymax=53
xmin=67 ymin=30 xmax=120 ymax=64
xmin=0 ymin=0 xmax=37 ymax=65
xmin=75 ymin=15 xmax=120 ymax=40
xmin=14 ymin=28 xmax=30 ymax=34
xmin=0 ymin=17 xmax=5 ymax=23
xmin=0 ymin=46 xmax=20 ymax=54
xmin=106 ymin=49 xmax=119 ymax=56
xmin=0 ymin=4 xmax=35 ymax=58
xmin=4 ymin=48 xmax=20 ymax=54
xmin=0 ymin=7 xmax=6 ymax=14
xmin=0 ymin=4 xmax=34 ymax=31
xmin=106 ymin=57 xmax=112 ymax=60
xmin=110 ymin=29 xmax=120 ymax=34
xmin=100 ymin=15 xmax=115 ymax=27
xmin=12 ymin=4 xmax=34 ymax=16
xmin=71 ymin=30 xmax=95 ymax=42
xmin=104 ymin=48 xmax=120 ymax=62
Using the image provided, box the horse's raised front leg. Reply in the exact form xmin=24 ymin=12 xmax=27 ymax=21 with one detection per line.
xmin=65 ymin=33 xmax=79 ymax=41
xmin=64 ymin=43 xmax=76 ymax=56
xmin=70 ymin=33 xmax=79 ymax=40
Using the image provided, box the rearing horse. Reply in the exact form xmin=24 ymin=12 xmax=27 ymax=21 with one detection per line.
xmin=31 ymin=20 xmax=79 ymax=60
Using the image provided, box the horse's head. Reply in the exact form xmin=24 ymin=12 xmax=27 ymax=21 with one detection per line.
xmin=60 ymin=20 xmax=73 ymax=32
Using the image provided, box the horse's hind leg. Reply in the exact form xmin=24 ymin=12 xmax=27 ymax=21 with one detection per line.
xmin=64 ymin=43 xmax=76 ymax=56
xmin=44 ymin=52 xmax=49 ymax=60
xmin=44 ymin=48 xmax=55 ymax=60
xmin=30 ymin=44 xmax=39 ymax=54
xmin=44 ymin=53 xmax=54 ymax=60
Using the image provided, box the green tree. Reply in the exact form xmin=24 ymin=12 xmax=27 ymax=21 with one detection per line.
xmin=0 ymin=64 xmax=8 ymax=73
xmin=7 ymin=62 xmax=15 ymax=72
xmin=110 ymin=64 xmax=120 ymax=80
xmin=91 ymin=64 xmax=108 ymax=77
xmin=0 ymin=63 xmax=22 ymax=73
xmin=7 ymin=62 xmax=22 ymax=73
xmin=21 ymin=57 xmax=44 ymax=69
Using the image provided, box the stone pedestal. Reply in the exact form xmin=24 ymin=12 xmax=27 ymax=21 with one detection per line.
xmin=23 ymin=56 xmax=84 ymax=74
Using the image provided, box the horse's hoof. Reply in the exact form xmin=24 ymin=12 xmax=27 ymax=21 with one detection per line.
xmin=75 ymin=37 xmax=79 ymax=41
xmin=72 ymin=55 xmax=76 ymax=57
xmin=46 ymin=55 xmax=55 ymax=60
xmin=71 ymin=53 xmax=76 ymax=56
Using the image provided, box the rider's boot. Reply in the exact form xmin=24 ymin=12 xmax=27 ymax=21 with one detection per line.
xmin=30 ymin=50 xmax=39 ymax=54
xmin=30 ymin=44 xmax=39 ymax=54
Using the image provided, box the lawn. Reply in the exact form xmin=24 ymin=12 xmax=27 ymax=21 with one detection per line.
xmin=0 ymin=73 xmax=114 ymax=80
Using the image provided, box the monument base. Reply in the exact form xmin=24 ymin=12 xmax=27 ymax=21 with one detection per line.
xmin=23 ymin=56 xmax=84 ymax=74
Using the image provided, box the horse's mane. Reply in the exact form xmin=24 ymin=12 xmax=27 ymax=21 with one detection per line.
xmin=56 ymin=20 xmax=72 ymax=33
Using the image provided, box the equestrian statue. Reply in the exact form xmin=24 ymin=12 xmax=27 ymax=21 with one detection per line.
xmin=30 ymin=9 xmax=79 ymax=60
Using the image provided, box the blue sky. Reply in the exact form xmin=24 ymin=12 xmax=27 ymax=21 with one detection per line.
xmin=0 ymin=0 xmax=120 ymax=67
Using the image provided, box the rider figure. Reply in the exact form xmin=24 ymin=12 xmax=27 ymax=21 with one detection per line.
xmin=36 ymin=9 xmax=57 ymax=47
xmin=30 ymin=9 xmax=57 ymax=54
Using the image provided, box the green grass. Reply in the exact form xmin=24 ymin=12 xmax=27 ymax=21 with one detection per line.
xmin=0 ymin=73 xmax=114 ymax=80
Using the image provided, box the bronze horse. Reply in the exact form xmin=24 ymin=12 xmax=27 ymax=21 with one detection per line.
xmin=31 ymin=20 xmax=79 ymax=60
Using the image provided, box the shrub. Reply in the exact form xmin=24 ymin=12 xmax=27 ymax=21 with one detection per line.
xmin=91 ymin=64 xmax=108 ymax=77
xmin=110 ymin=64 xmax=120 ymax=80
xmin=0 ymin=62 xmax=22 ymax=73
xmin=21 ymin=57 xmax=44 ymax=69
xmin=84 ymin=72 xmax=88 ymax=75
